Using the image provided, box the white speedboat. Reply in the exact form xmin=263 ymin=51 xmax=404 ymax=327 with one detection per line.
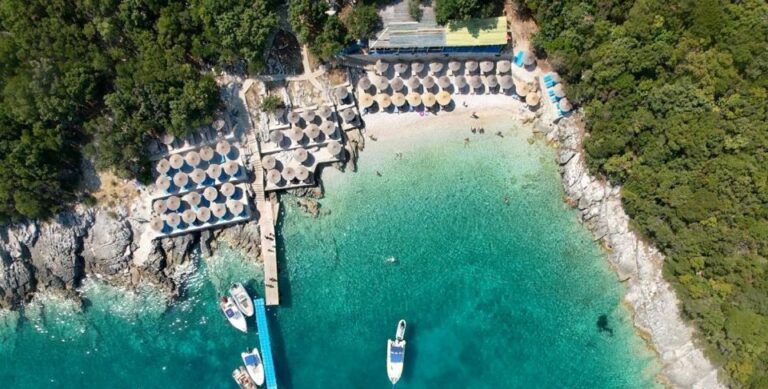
xmin=241 ymin=348 xmax=265 ymax=386
xmin=230 ymin=282 xmax=254 ymax=317
xmin=232 ymin=366 xmax=257 ymax=389
xmin=219 ymin=296 xmax=248 ymax=333
xmin=387 ymin=320 xmax=407 ymax=385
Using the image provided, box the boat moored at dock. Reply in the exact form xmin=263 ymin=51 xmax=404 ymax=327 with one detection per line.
xmin=230 ymin=282 xmax=255 ymax=317
xmin=220 ymin=296 xmax=248 ymax=333
xmin=232 ymin=366 xmax=257 ymax=389
xmin=242 ymin=348 xmax=265 ymax=386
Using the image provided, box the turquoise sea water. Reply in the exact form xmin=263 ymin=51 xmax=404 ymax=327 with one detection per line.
xmin=0 ymin=121 xmax=659 ymax=388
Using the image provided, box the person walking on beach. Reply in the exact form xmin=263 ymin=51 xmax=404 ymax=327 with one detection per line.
xmin=471 ymin=112 xmax=479 ymax=119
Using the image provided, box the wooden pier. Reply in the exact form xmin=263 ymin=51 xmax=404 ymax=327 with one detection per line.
xmin=247 ymin=142 xmax=280 ymax=306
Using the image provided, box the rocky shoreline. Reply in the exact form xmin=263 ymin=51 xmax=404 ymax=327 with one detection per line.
xmin=546 ymin=116 xmax=722 ymax=388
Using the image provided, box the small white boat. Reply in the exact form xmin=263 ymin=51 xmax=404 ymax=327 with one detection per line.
xmin=219 ymin=296 xmax=247 ymax=333
xmin=387 ymin=320 xmax=407 ymax=385
xmin=232 ymin=366 xmax=257 ymax=389
xmin=241 ymin=348 xmax=265 ymax=386
xmin=230 ymin=282 xmax=254 ymax=317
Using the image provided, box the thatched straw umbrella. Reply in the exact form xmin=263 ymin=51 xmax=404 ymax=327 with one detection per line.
xmin=390 ymin=77 xmax=404 ymax=92
xmin=497 ymin=60 xmax=511 ymax=73
xmin=553 ymin=84 xmax=566 ymax=98
xmin=469 ymin=75 xmax=483 ymax=89
xmin=287 ymin=111 xmax=301 ymax=124
xmin=523 ymin=52 xmax=536 ymax=66
xmin=223 ymin=161 xmax=240 ymax=176
xmin=480 ymin=61 xmax=495 ymax=74
xmin=185 ymin=151 xmax=201 ymax=167
xmin=559 ymin=98 xmax=573 ymax=112
xmin=183 ymin=191 xmax=201 ymax=207
xmin=227 ymin=200 xmax=244 ymax=216
xmin=221 ymin=182 xmax=236 ymax=198
xmin=295 ymin=166 xmax=310 ymax=182
xmin=357 ymin=77 xmax=371 ymax=91
xmin=514 ymin=79 xmax=529 ymax=96
xmin=150 ymin=217 xmax=165 ymax=232
xmin=160 ymin=133 xmax=175 ymax=145
xmin=166 ymin=196 xmax=181 ymax=211
xmin=282 ymin=166 xmax=296 ymax=181
xmin=293 ymin=148 xmax=309 ymax=163
xmin=287 ymin=126 xmax=305 ymax=142
xmin=321 ymin=121 xmax=336 ymax=136
xmin=267 ymin=169 xmax=282 ymax=184
xmin=207 ymin=164 xmax=222 ymax=180
xmin=393 ymin=62 xmax=408 ymax=75
xmin=181 ymin=209 xmax=196 ymax=225
xmin=376 ymin=93 xmax=391 ymax=109
xmin=153 ymin=200 xmax=167 ymax=215
xmin=429 ymin=61 xmax=443 ymax=74
xmin=196 ymin=207 xmax=211 ymax=223
xmin=499 ymin=75 xmax=514 ymax=90
xmin=190 ymin=168 xmax=206 ymax=185
xmin=436 ymin=91 xmax=452 ymax=106
xmin=317 ymin=105 xmax=333 ymax=119
xmin=437 ymin=76 xmax=452 ymax=89
xmin=485 ymin=75 xmax=499 ymax=88
xmin=301 ymin=109 xmax=316 ymax=123
xmin=210 ymin=203 xmax=226 ymax=218
xmin=392 ymin=92 xmax=406 ymax=107
xmin=165 ymin=213 xmax=180 ymax=228
xmin=203 ymin=186 xmax=218 ymax=202
xmin=406 ymin=92 xmax=422 ymax=106
xmin=156 ymin=159 xmax=170 ymax=175
xmin=376 ymin=76 xmax=389 ymax=91
xmin=422 ymin=76 xmax=435 ymax=89
xmin=454 ymin=75 xmax=467 ymax=89
xmin=422 ymin=92 xmax=436 ymax=107
xmin=262 ymin=155 xmax=276 ymax=170
xmin=156 ymin=176 xmax=171 ymax=192
xmin=448 ymin=60 xmax=462 ymax=74
xmin=359 ymin=92 xmax=375 ymax=109
xmin=305 ymin=124 xmax=321 ymax=140
xmin=334 ymin=87 xmax=349 ymax=101
xmin=169 ymin=154 xmax=184 ymax=169
xmin=216 ymin=140 xmax=231 ymax=157
xmin=526 ymin=92 xmax=541 ymax=107
xmin=465 ymin=60 xmax=478 ymax=72
xmin=173 ymin=172 xmax=188 ymax=188
xmin=269 ymin=130 xmax=284 ymax=144
xmin=407 ymin=76 xmax=421 ymax=90
xmin=327 ymin=140 xmax=343 ymax=156
xmin=375 ymin=59 xmax=388 ymax=74
xmin=199 ymin=146 xmax=215 ymax=162
xmin=411 ymin=61 xmax=424 ymax=75
xmin=341 ymin=108 xmax=357 ymax=123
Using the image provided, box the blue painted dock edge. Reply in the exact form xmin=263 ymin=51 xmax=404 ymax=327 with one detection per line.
xmin=254 ymin=298 xmax=278 ymax=389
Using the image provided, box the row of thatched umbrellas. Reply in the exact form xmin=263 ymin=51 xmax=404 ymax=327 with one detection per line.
xmin=269 ymin=120 xmax=338 ymax=144
xmin=361 ymin=73 xmax=535 ymax=95
xmin=153 ymin=183 xmax=238 ymax=213
xmin=150 ymin=198 xmax=247 ymax=232
xmin=284 ymin=105 xmax=335 ymax=126
xmin=375 ymin=59 xmax=514 ymax=76
xmin=155 ymin=159 xmax=241 ymax=192
xmin=358 ymin=90 xmax=452 ymax=109
xmin=261 ymin=140 xmax=344 ymax=186
xmin=156 ymin=140 xmax=234 ymax=175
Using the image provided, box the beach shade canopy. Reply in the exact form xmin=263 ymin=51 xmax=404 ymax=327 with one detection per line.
xmin=376 ymin=93 xmax=392 ymax=109
xmin=429 ymin=61 xmax=444 ymax=74
xmin=317 ymin=105 xmax=333 ymax=119
xmin=207 ymin=164 xmax=222 ymax=180
xmin=524 ymin=52 xmax=536 ymax=66
xmin=223 ymin=161 xmax=240 ymax=176
xmin=216 ymin=140 xmax=231 ymax=156
xmin=407 ymin=76 xmax=421 ymax=90
xmin=341 ymin=108 xmax=357 ymax=123
xmin=181 ymin=209 xmax=196 ymax=224
xmin=153 ymin=200 xmax=167 ymax=215
xmin=221 ymin=182 xmax=236 ymax=197
xmin=500 ymin=75 xmax=514 ymax=90
xmin=295 ymin=166 xmax=310 ymax=181
xmin=357 ymin=76 xmax=371 ymax=91
xmin=269 ymin=129 xmax=284 ymax=144
xmin=465 ymin=60 xmax=478 ymax=72
xmin=169 ymin=154 xmax=184 ymax=169
xmin=406 ymin=92 xmax=422 ymax=106
xmin=480 ymin=61 xmax=495 ymax=73
xmin=267 ymin=169 xmax=282 ymax=184
xmin=448 ymin=60 xmax=462 ymax=73
xmin=411 ymin=61 xmax=424 ymax=75
xmin=321 ymin=121 xmax=336 ymax=136
xmin=359 ymin=92 xmax=375 ymax=108
xmin=226 ymin=200 xmax=245 ymax=216
xmin=166 ymin=196 xmax=181 ymax=211
xmin=375 ymin=59 xmax=388 ymax=74
xmin=156 ymin=159 xmax=170 ymax=174
xmin=293 ymin=147 xmax=309 ymax=163
xmin=211 ymin=203 xmax=227 ymax=218
xmin=262 ymin=155 xmax=277 ymax=170
xmin=190 ymin=168 xmax=206 ymax=184
xmin=422 ymin=76 xmax=435 ymax=89
xmin=183 ymin=191 xmax=201 ymax=207
xmin=526 ymin=92 xmax=541 ymax=107
xmin=185 ymin=151 xmax=201 ymax=167
xmin=165 ymin=213 xmax=180 ymax=228
xmin=514 ymin=79 xmax=529 ymax=96
xmin=301 ymin=109 xmax=316 ymax=123
xmin=438 ymin=76 xmax=452 ymax=89
xmin=497 ymin=60 xmax=511 ymax=73
xmin=287 ymin=111 xmax=301 ymax=124
xmin=199 ymin=146 xmax=215 ymax=161
xmin=436 ymin=90 xmax=452 ymax=106
xmin=150 ymin=217 xmax=165 ymax=232
xmin=203 ymin=186 xmax=218 ymax=202
xmin=553 ymin=84 xmax=566 ymax=98
xmin=282 ymin=166 xmax=296 ymax=181
xmin=469 ymin=75 xmax=483 ymax=89
xmin=392 ymin=92 xmax=407 ymax=107
xmin=559 ymin=98 xmax=573 ymax=112
xmin=160 ymin=133 xmax=175 ymax=145
xmin=454 ymin=75 xmax=467 ymax=89
xmin=288 ymin=126 xmax=305 ymax=142
xmin=486 ymin=74 xmax=499 ymax=88
xmin=376 ymin=76 xmax=389 ymax=91
xmin=156 ymin=175 xmax=171 ymax=191
xmin=422 ymin=92 xmax=436 ymax=107
xmin=335 ymin=86 xmax=349 ymax=101
xmin=173 ymin=172 xmax=189 ymax=188
xmin=390 ymin=77 xmax=404 ymax=92
xmin=305 ymin=124 xmax=321 ymax=140
xmin=196 ymin=207 xmax=211 ymax=223
xmin=327 ymin=140 xmax=343 ymax=156
xmin=393 ymin=62 xmax=408 ymax=75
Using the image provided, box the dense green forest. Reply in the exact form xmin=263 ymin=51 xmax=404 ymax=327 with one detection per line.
xmin=0 ymin=0 xmax=278 ymax=221
xmin=433 ymin=0 xmax=505 ymax=25
xmin=517 ymin=0 xmax=768 ymax=386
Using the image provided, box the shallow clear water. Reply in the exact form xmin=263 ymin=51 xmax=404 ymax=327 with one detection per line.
xmin=0 ymin=122 xmax=658 ymax=388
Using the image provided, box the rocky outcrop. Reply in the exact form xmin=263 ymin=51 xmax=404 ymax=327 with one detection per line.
xmin=211 ymin=220 xmax=261 ymax=258
xmin=552 ymin=117 xmax=722 ymax=388
xmin=82 ymin=210 xmax=133 ymax=276
xmin=29 ymin=210 xmax=94 ymax=292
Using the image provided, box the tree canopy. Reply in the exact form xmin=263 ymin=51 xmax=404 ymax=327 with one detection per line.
xmin=434 ymin=0 xmax=505 ymax=25
xmin=518 ymin=0 xmax=768 ymax=386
